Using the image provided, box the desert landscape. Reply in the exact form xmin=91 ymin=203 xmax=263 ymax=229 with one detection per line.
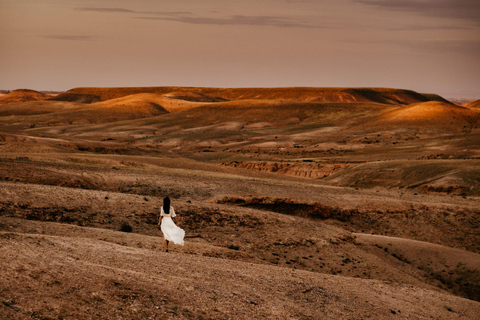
xmin=1 ymin=86 xmax=480 ymax=319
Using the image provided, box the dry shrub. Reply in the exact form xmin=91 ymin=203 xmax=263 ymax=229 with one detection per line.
xmin=430 ymin=265 xmax=480 ymax=302
xmin=120 ymin=222 xmax=133 ymax=233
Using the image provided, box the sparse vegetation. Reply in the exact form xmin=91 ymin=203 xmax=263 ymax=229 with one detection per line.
xmin=120 ymin=222 xmax=132 ymax=232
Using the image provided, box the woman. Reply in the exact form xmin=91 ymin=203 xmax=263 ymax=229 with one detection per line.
xmin=157 ymin=196 xmax=185 ymax=252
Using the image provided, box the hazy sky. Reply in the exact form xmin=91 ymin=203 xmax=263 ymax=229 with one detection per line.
xmin=1 ymin=0 xmax=479 ymax=98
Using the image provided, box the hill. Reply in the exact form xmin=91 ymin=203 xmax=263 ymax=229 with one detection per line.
xmin=0 ymin=94 xmax=169 ymax=128
xmin=88 ymin=93 xmax=169 ymax=116
xmin=356 ymin=101 xmax=480 ymax=133
xmin=0 ymin=89 xmax=47 ymax=104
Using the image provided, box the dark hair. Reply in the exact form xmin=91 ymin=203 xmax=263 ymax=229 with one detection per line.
xmin=163 ymin=197 xmax=170 ymax=214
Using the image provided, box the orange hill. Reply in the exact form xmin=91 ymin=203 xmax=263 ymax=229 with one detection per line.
xmin=89 ymin=92 xmax=227 ymax=114
xmin=89 ymin=93 xmax=168 ymax=116
xmin=359 ymin=101 xmax=480 ymax=133
xmin=0 ymin=89 xmax=47 ymax=104
xmin=52 ymin=87 xmax=448 ymax=105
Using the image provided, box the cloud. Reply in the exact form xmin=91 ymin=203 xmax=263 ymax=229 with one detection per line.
xmin=354 ymin=0 xmax=480 ymax=23
xmin=342 ymin=37 xmax=480 ymax=55
xmin=43 ymin=35 xmax=95 ymax=41
xmin=74 ymin=7 xmax=191 ymax=16
xmin=387 ymin=25 xmax=472 ymax=31
xmin=139 ymin=14 xmax=318 ymax=28
xmin=143 ymin=11 xmax=193 ymax=16
xmin=74 ymin=7 xmax=320 ymax=28
xmin=410 ymin=39 xmax=480 ymax=54
xmin=75 ymin=7 xmax=136 ymax=13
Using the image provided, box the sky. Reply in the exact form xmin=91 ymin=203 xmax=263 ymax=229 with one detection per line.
xmin=1 ymin=0 xmax=479 ymax=99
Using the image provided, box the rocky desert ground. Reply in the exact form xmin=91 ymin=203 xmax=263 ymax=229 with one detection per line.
xmin=1 ymin=87 xmax=479 ymax=319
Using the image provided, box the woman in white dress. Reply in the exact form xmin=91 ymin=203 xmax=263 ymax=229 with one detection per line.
xmin=157 ymin=197 xmax=185 ymax=252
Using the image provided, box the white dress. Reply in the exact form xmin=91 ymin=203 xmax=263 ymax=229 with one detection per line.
xmin=160 ymin=206 xmax=185 ymax=246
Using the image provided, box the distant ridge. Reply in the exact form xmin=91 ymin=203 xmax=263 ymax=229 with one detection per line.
xmin=49 ymin=92 xmax=101 ymax=104
xmin=465 ymin=99 xmax=480 ymax=109
xmin=51 ymin=87 xmax=449 ymax=105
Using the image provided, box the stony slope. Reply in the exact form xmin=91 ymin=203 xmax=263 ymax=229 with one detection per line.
xmin=1 ymin=220 xmax=479 ymax=319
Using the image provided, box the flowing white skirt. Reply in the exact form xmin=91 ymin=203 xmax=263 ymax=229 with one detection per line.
xmin=161 ymin=217 xmax=185 ymax=246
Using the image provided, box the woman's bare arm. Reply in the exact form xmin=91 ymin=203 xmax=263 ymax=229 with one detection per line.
xmin=158 ymin=216 xmax=163 ymax=228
